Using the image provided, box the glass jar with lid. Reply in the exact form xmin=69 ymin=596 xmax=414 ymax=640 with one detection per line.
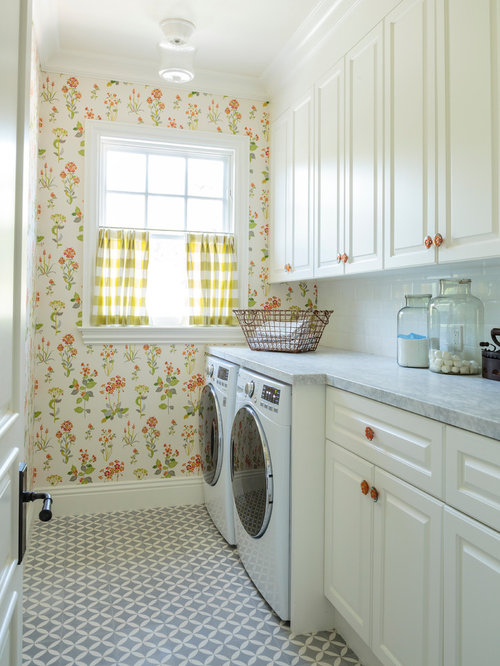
xmin=397 ymin=294 xmax=431 ymax=368
xmin=428 ymin=278 xmax=484 ymax=375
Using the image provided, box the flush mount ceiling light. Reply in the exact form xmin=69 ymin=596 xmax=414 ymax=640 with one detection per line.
xmin=158 ymin=18 xmax=196 ymax=83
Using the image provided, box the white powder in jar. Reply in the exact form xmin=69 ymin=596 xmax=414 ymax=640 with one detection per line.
xmin=397 ymin=336 xmax=429 ymax=368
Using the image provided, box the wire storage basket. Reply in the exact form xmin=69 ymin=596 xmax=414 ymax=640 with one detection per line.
xmin=233 ymin=309 xmax=333 ymax=353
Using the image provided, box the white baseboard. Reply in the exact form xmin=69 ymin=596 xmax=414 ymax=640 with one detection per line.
xmin=33 ymin=477 xmax=204 ymax=517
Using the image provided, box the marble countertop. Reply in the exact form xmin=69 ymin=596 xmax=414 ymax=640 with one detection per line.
xmin=207 ymin=345 xmax=500 ymax=441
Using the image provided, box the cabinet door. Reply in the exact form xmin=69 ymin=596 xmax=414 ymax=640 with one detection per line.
xmin=437 ymin=0 xmax=500 ymax=262
xmin=345 ymin=24 xmax=384 ymax=274
xmin=384 ymin=0 xmax=437 ymax=269
xmin=269 ymin=110 xmax=291 ymax=283
xmin=290 ymin=91 xmax=314 ymax=280
xmin=372 ymin=468 xmax=443 ymax=666
xmin=315 ymin=61 xmax=345 ymax=278
xmin=444 ymin=507 xmax=500 ymax=666
xmin=324 ymin=442 xmax=373 ymax=645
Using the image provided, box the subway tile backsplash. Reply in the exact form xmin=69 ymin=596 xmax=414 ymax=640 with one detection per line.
xmin=318 ymin=259 xmax=500 ymax=359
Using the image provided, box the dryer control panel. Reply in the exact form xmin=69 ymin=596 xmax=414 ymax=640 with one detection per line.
xmin=261 ymin=384 xmax=280 ymax=405
xmin=236 ymin=368 xmax=291 ymax=425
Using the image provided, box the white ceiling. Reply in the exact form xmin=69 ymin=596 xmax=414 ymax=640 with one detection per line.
xmin=33 ymin=0 xmax=332 ymax=98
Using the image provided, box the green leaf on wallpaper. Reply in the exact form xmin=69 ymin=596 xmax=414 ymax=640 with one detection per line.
xmin=248 ymin=297 xmax=256 ymax=307
xmin=34 ymin=411 xmax=42 ymax=419
xmin=107 ymin=80 xmax=119 ymax=86
xmin=38 ymin=148 xmax=46 ymax=157
xmin=35 ymin=323 xmax=43 ymax=330
xmin=250 ymin=141 xmax=258 ymax=151
xmin=261 ymin=248 xmax=269 ymax=260
xmin=37 ymin=235 xmax=44 ymax=243
xmin=78 ymin=149 xmax=85 ymax=156
xmin=74 ymin=406 xmax=84 ymax=414
xmin=159 ymin=403 xmax=167 ymax=410
xmin=249 ymin=220 xmax=257 ymax=229
xmin=77 ymin=227 xmax=83 ymax=242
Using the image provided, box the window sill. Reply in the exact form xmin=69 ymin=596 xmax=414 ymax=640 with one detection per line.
xmin=81 ymin=325 xmax=246 ymax=345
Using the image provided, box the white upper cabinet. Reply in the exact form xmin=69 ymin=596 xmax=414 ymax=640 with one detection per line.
xmin=345 ymin=24 xmax=384 ymax=274
xmin=270 ymin=0 xmax=500 ymax=281
xmin=314 ymin=24 xmax=384 ymax=279
xmin=436 ymin=0 xmax=500 ymax=262
xmin=315 ymin=61 xmax=345 ymax=278
xmin=384 ymin=0 xmax=437 ymax=268
xmin=269 ymin=110 xmax=291 ymax=283
xmin=290 ymin=91 xmax=314 ymax=280
xmin=269 ymin=93 xmax=314 ymax=283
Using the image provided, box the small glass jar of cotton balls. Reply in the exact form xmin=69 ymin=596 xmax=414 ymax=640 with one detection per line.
xmin=428 ymin=278 xmax=484 ymax=375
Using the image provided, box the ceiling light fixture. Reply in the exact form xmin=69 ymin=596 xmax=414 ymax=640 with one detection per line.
xmin=158 ymin=18 xmax=196 ymax=83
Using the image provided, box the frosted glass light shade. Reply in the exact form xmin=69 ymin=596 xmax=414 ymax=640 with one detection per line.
xmin=159 ymin=47 xmax=195 ymax=83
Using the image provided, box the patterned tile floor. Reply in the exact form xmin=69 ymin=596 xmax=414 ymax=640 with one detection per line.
xmin=23 ymin=505 xmax=362 ymax=665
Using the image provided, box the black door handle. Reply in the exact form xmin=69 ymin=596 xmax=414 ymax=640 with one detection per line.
xmin=18 ymin=463 xmax=54 ymax=564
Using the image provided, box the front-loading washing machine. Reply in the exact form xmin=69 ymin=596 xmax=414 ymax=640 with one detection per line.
xmin=230 ymin=367 xmax=292 ymax=620
xmin=199 ymin=355 xmax=239 ymax=545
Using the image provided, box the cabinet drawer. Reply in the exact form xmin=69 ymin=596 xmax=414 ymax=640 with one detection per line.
xmin=446 ymin=426 xmax=500 ymax=532
xmin=326 ymin=388 xmax=444 ymax=497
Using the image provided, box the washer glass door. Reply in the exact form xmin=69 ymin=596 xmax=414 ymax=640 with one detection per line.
xmin=199 ymin=384 xmax=223 ymax=485
xmin=231 ymin=405 xmax=273 ymax=538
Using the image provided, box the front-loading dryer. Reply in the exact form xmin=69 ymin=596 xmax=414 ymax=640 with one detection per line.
xmin=230 ymin=368 xmax=292 ymax=621
xmin=199 ymin=355 xmax=238 ymax=545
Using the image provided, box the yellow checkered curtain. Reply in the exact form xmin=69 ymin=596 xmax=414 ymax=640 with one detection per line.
xmin=186 ymin=233 xmax=238 ymax=325
xmin=91 ymin=228 xmax=150 ymax=326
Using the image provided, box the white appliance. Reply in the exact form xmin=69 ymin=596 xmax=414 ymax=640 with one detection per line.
xmin=230 ymin=368 xmax=292 ymax=620
xmin=200 ymin=355 xmax=239 ymax=545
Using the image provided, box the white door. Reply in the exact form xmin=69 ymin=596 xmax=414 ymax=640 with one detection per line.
xmin=324 ymin=442 xmax=373 ymax=645
xmin=269 ymin=110 xmax=291 ymax=283
xmin=436 ymin=0 xmax=500 ymax=262
xmin=290 ymin=91 xmax=314 ymax=281
xmin=344 ymin=24 xmax=384 ymax=274
xmin=372 ymin=468 xmax=443 ymax=666
xmin=443 ymin=507 xmax=500 ymax=666
xmin=315 ymin=61 xmax=345 ymax=278
xmin=0 ymin=0 xmax=30 ymax=663
xmin=384 ymin=0 xmax=437 ymax=269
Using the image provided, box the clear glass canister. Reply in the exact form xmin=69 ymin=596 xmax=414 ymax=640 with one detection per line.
xmin=397 ymin=294 xmax=431 ymax=368
xmin=429 ymin=278 xmax=484 ymax=375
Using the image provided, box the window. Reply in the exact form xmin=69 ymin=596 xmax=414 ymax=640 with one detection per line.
xmin=83 ymin=121 xmax=248 ymax=343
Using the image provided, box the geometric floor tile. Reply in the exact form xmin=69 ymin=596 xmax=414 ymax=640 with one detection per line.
xmin=23 ymin=505 xmax=363 ymax=665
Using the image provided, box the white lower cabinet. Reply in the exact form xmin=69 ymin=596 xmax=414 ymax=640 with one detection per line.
xmin=325 ymin=388 xmax=500 ymax=666
xmin=371 ymin=467 xmax=442 ymax=666
xmin=443 ymin=507 xmax=500 ymax=666
xmin=325 ymin=441 xmax=443 ymax=666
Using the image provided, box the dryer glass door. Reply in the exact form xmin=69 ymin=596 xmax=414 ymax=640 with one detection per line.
xmin=199 ymin=384 xmax=223 ymax=485
xmin=231 ymin=405 xmax=273 ymax=538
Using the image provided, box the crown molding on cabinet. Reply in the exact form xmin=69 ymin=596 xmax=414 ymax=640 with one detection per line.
xmin=262 ymin=0 xmax=362 ymax=95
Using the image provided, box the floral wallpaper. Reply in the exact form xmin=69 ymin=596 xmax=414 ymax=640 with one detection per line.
xmin=31 ymin=71 xmax=318 ymax=490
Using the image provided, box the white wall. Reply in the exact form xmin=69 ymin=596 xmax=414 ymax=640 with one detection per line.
xmin=318 ymin=259 xmax=500 ymax=359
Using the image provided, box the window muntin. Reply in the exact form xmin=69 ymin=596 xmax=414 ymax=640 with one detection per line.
xmin=102 ymin=145 xmax=230 ymax=235
xmin=100 ymin=142 xmax=233 ymax=326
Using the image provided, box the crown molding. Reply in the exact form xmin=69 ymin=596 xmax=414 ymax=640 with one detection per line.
xmin=39 ymin=47 xmax=269 ymax=100
xmin=262 ymin=0 xmax=362 ymax=94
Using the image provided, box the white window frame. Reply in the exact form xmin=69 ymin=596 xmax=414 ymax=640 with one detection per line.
xmin=82 ymin=120 xmax=248 ymax=344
